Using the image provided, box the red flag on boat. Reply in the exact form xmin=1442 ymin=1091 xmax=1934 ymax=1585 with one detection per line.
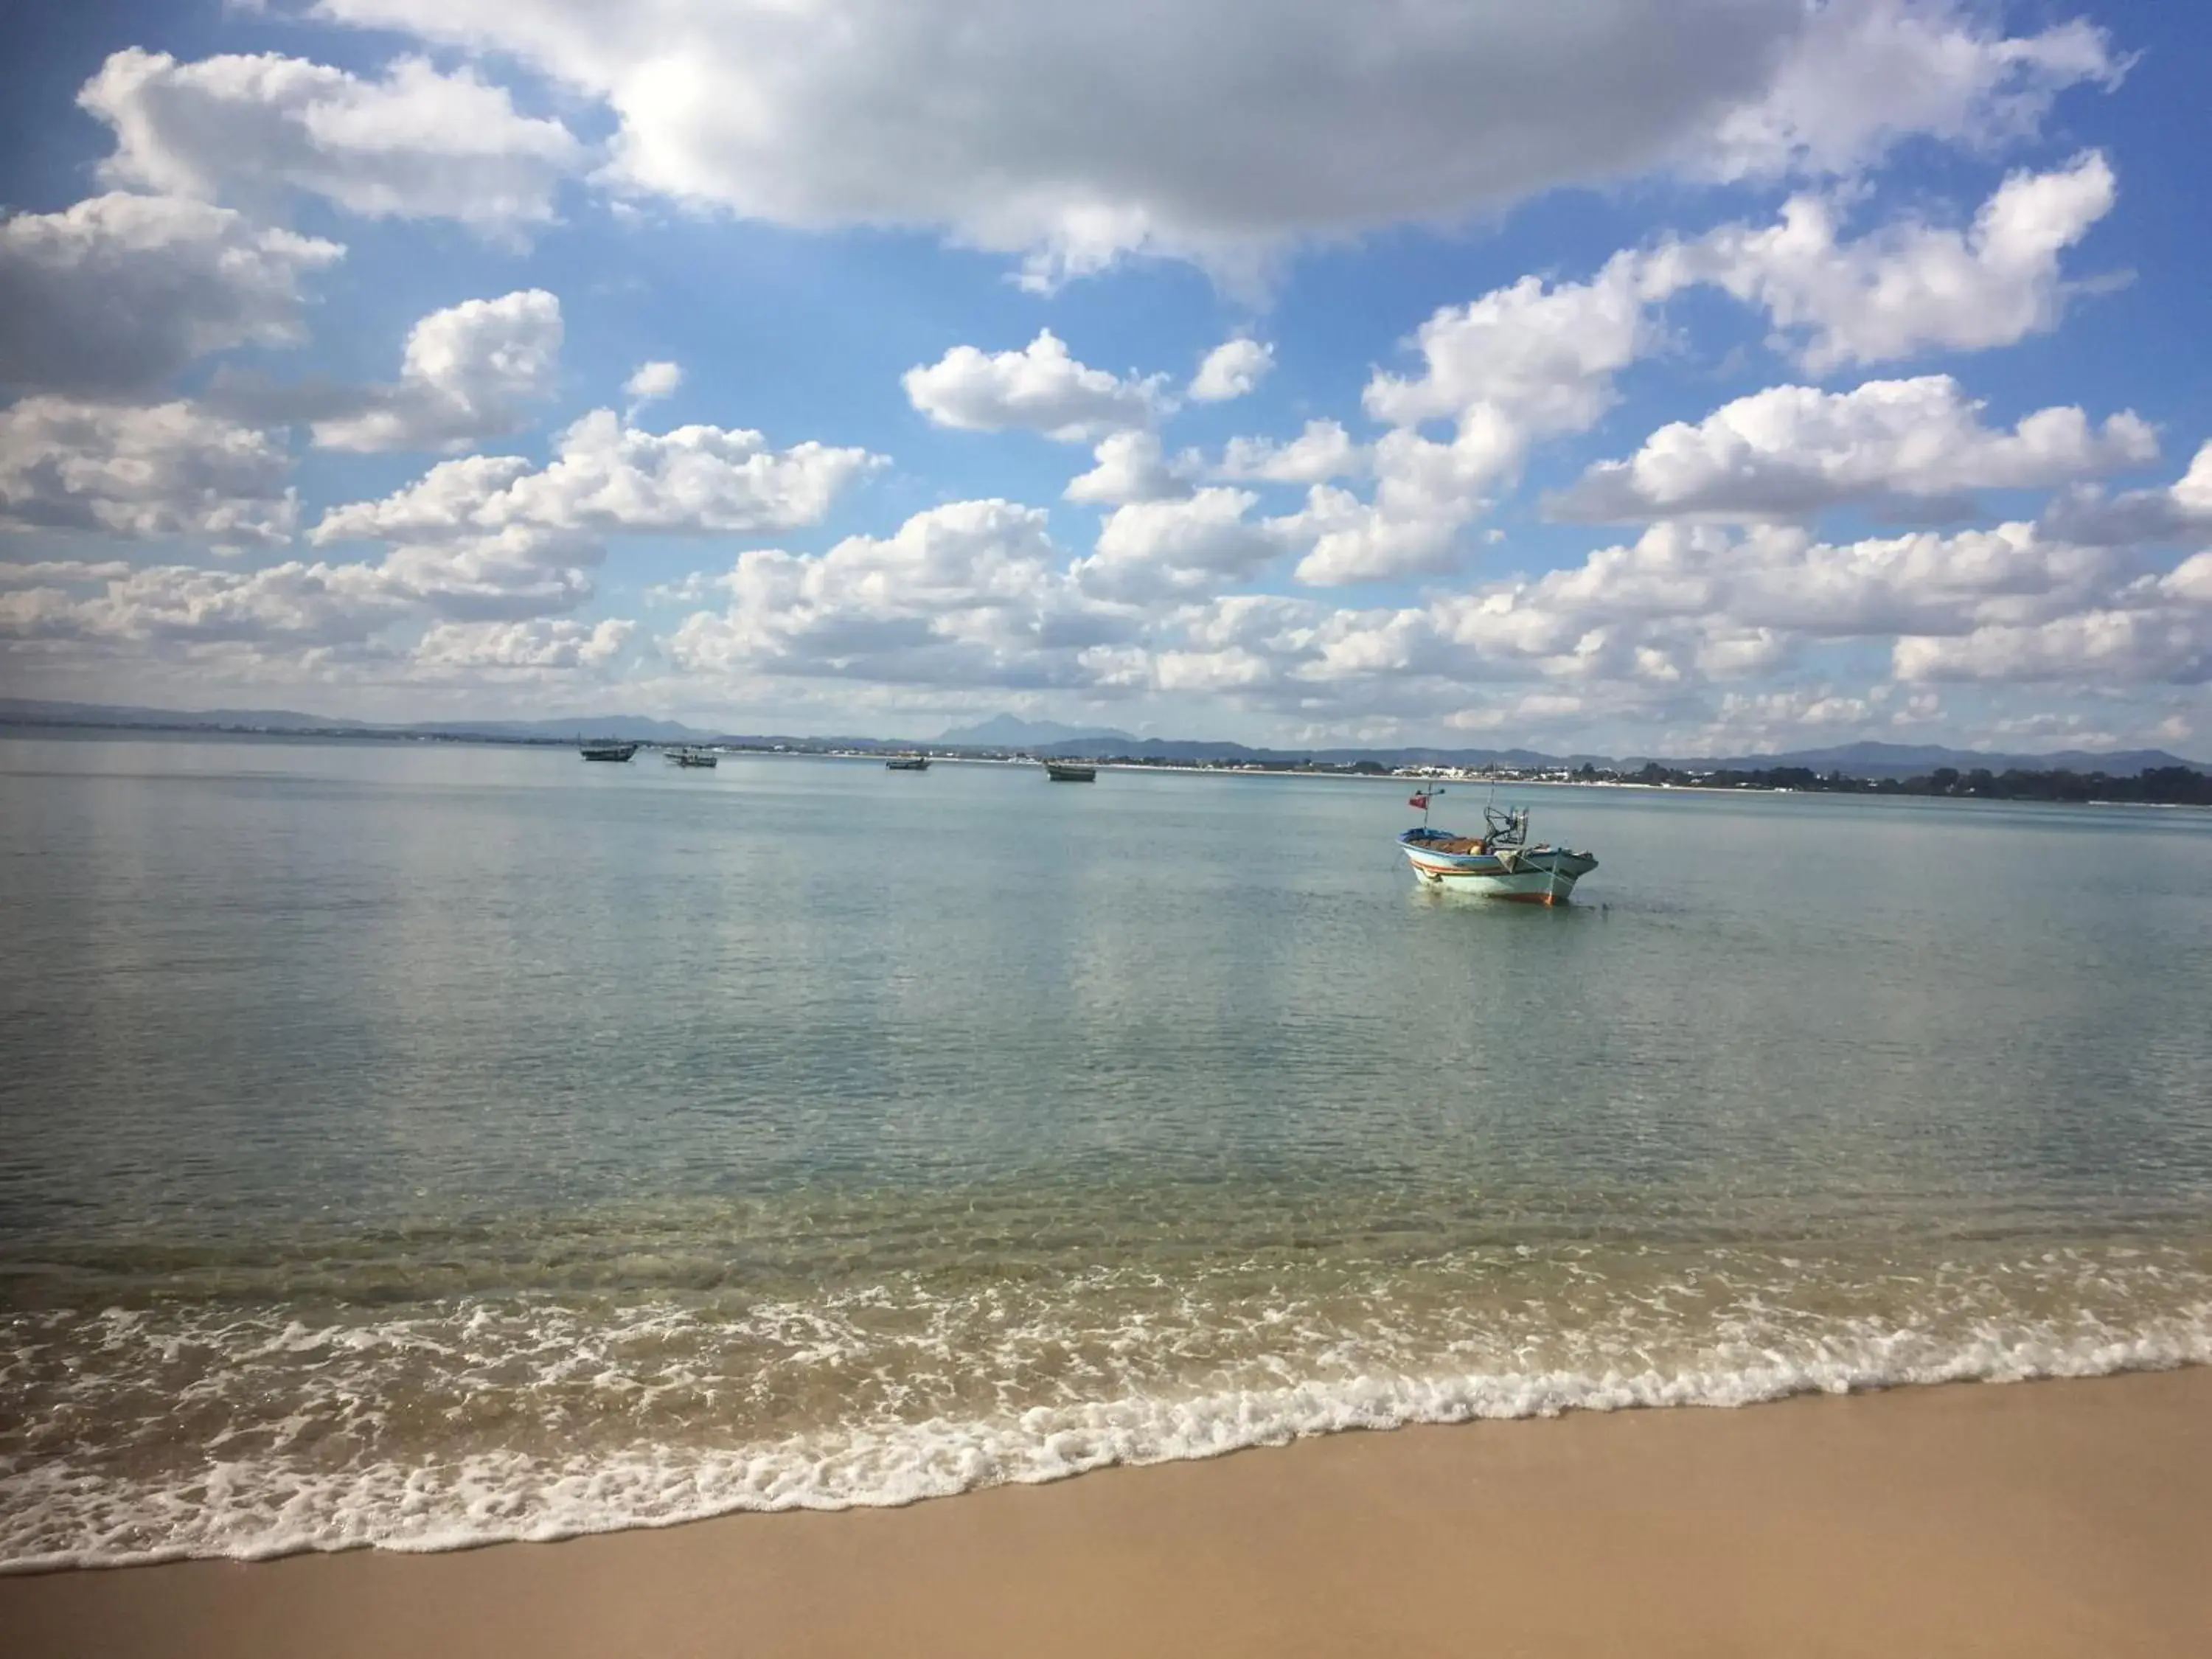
xmin=1408 ymin=792 xmax=1430 ymax=809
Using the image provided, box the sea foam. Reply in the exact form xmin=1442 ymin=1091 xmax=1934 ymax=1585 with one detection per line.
xmin=4 ymin=1307 xmax=2207 ymax=1572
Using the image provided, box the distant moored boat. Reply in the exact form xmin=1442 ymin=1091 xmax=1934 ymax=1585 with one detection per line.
xmin=1043 ymin=761 xmax=1097 ymax=782
xmin=580 ymin=740 xmax=639 ymax=762
xmin=666 ymin=746 xmax=718 ymax=768
xmin=885 ymin=754 xmax=931 ymax=771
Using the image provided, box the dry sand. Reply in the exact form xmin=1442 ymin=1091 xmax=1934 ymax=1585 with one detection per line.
xmin=6 ymin=1367 xmax=2208 ymax=1658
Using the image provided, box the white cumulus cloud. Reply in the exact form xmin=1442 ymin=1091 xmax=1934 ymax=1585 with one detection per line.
xmin=0 ymin=193 xmax=341 ymax=396
xmin=0 ymin=560 xmax=136 ymax=586
xmin=307 ymin=0 xmax=2115 ymax=282
xmin=1055 ymin=509 xmax=2196 ymax=749
xmin=1689 ymin=151 xmax=2118 ymax=372
xmin=1895 ymin=607 xmax=2210 ymax=686
xmin=1555 ymin=376 xmax=2157 ymax=522
xmin=1252 ymin=150 xmax=2133 ymax=588
xmin=666 ymin=499 xmax=1123 ymax=691
xmin=0 ymin=397 xmax=296 ymax=547
xmin=81 ymin=48 xmax=585 ymax=233
xmin=414 ymin=616 xmax=635 ymax=672
xmin=1276 ymin=253 xmax=1666 ymax=583
xmin=1701 ymin=0 xmax=2124 ymax=181
xmin=309 ymin=290 xmax=563 ymax=453
xmin=1215 ymin=420 xmax=1366 ymax=487
xmin=904 ymin=330 xmax=1169 ymax=441
xmin=1189 ymin=338 xmax=1273 ymax=402
xmin=2042 ymin=441 xmax=2212 ymax=547
xmin=623 ymin=360 xmax=683 ymax=410
xmin=315 ymin=408 xmax=882 ymax=543
xmin=0 ymin=560 xmax=400 ymax=651
xmin=0 ymin=530 xmax=621 ymax=664
xmin=1892 ymin=548 xmax=2212 ymax=686
xmin=1074 ymin=488 xmax=1279 ymax=600
xmin=1063 ymin=431 xmax=1196 ymax=506
xmin=1363 ymin=253 xmax=1660 ymax=431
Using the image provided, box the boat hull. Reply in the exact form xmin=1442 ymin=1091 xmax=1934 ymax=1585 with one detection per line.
xmin=1398 ymin=834 xmax=1597 ymax=903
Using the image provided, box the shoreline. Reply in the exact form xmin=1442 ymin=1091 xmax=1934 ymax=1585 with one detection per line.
xmin=7 ymin=1366 xmax=2207 ymax=1658
xmin=10 ymin=724 xmax=2205 ymax=808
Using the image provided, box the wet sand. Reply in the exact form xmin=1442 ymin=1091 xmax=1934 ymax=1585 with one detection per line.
xmin=6 ymin=1366 xmax=2208 ymax=1658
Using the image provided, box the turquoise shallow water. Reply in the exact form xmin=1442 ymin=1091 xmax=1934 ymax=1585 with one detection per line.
xmin=3 ymin=733 xmax=2211 ymax=1565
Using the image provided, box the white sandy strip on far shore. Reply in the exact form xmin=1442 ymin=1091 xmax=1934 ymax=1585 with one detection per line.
xmin=5 ymin=1366 xmax=2209 ymax=1659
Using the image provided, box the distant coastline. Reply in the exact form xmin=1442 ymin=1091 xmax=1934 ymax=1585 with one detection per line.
xmin=4 ymin=695 xmax=2206 ymax=800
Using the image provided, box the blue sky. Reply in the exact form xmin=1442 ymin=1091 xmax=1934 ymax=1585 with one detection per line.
xmin=3 ymin=1 xmax=2210 ymax=754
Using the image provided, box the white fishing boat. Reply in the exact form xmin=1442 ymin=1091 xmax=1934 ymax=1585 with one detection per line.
xmin=666 ymin=745 xmax=718 ymax=768
xmin=1397 ymin=790 xmax=1597 ymax=904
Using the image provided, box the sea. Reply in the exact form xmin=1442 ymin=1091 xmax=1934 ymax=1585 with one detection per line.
xmin=3 ymin=732 xmax=2210 ymax=1570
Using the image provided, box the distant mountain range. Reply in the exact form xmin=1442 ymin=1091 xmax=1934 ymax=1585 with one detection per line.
xmin=0 ymin=698 xmax=373 ymax=732
xmin=3 ymin=699 xmax=2202 ymax=778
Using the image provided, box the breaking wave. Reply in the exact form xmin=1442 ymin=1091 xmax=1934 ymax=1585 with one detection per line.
xmin=6 ymin=1239 xmax=2208 ymax=1571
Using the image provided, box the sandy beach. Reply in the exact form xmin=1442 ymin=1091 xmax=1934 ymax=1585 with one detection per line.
xmin=7 ymin=1366 xmax=2208 ymax=1659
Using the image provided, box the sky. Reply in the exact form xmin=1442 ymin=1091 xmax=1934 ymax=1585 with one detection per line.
xmin=2 ymin=1 xmax=2210 ymax=755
